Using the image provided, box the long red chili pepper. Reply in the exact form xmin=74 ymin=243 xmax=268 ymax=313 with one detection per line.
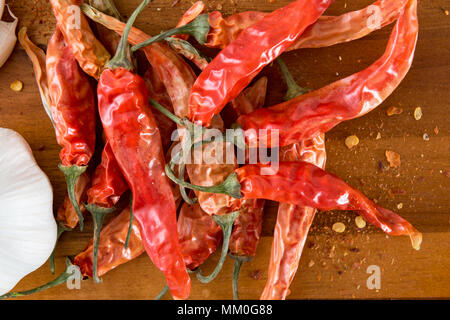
xmin=46 ymin=28 xmax=97 ymax=231
xmin=49 ymin=0 xmax=110 ymax=79
xmin=237 ymin=0 xmax=418 ymax=148
xmin=97 ymin=0 xmax=190 ymax=299
xmin=187 ymin=0 xmax=334 ymax=127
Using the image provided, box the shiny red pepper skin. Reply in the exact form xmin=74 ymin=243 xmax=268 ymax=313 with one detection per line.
xmin=236 ymin=162 xmax=422 ymax=250
xmin=178 ymin=203 xmax=222 ymax=270
xmin=206 ymin=0 xmax=408 ymax=50
xmin=238 ymin=0 xmax=418 ymax=148
xmin=98 ymin=67 xmax=190 ymax=299
xmin=74 ymin=206 xmax=145 ymax=278
xmin=87 ymin=142 xmax=128 ymax=208
xmin=46 ymin=29 xmax=97 ymax=168
xmin=261 ymin=134 xmax=327 ymax=300
xmin=188 ymin=0 xmax=334 ymax=127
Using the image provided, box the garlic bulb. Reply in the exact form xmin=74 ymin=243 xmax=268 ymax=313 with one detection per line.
xmin=0 ymin=1 xmax=18 ymax=68
xmin=0 ymin=128 xmax=56 ymax=295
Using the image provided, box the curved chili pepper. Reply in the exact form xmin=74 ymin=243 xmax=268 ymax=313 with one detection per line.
xmin=49 ymin=0 xmax=110 ymax=79
xmin=46 ymin=28 xmax=97 ymax=231
xmin=97 ymin=0 xmax=190 ymax=299
xmin=174 ymin=0 xmax=206 ymax=41
xmin=238 ymin=0 xmax=418 ymax=148
xmin=206 ymin=0 xmax=408 ymax=50
xmin=188 ymin=0 xmax=334 ymax=127
xmin=74 ymin=206 xmax=145 ymax=278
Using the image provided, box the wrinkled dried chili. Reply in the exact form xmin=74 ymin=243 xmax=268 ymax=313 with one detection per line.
xmin=96 ymin=0 xmax=190 ymax=299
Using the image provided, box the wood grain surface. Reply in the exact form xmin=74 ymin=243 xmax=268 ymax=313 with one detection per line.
xmin=0 ymin=0 xmax=449 ymax=300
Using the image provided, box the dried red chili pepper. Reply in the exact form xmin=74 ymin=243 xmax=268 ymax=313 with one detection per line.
xmin=49 ymin=0 xmax=110 ymax=79
xmin=237 ymin=0 xmax=418 ymax=148
xmin=168 ymin=160 xmax=422 ymax=251
xmin=74 ymin=206 xmax=145 ymax=278
xmin=97 ymin=0 xmax=190 ymax=299
xmin=46 ymin=28 xmax=97 ymax=231
xmin=187 ymin=0 xmax=333 ymax=127
xmin=174 ymin=0 xmax=206 ymax=40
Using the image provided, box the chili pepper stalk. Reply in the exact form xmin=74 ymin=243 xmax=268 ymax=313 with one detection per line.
xmin=196 ymin=211 xmax=240 ymax=283
xmin=49 ymin=221 xmax=72 ymax=274
xmin=0 ymin=258 xmax=79 ymax=300
xmin=131 ymin=14 xmax=210 ymax=52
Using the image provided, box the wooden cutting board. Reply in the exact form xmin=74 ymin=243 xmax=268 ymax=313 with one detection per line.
xmin=1 ymin=0 xmax=449 ymax=300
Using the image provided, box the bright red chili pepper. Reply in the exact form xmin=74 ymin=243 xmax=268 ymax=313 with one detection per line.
xmin=174 ymin=0 xmax=206 ymax=41
xmin=46 ymin=28 xmax=97 ymax=231
xmin=234 ymin=161 xmax=421 ymax=250
xmin=74 ymin=206 xmax=145 ymax=278
xmin=49 ymin=0 xmax=110 ymax=79
xmin=238 ymin=0 xmax=418 ymax=148
xmin=188 ymin=0 xmax=334 ymax=127
xmin=97 ymin=0 xmax=190 ymax=299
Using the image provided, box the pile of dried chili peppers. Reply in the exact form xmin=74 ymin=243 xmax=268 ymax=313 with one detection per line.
xmin=6 ymin=0 xmax=421 ymax=300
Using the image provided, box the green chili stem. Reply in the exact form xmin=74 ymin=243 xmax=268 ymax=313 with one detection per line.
xmin=277 ymin=57 xmax=309 ymax=101
xmin=230 ymin=255 xmax=253 ymax=300
xmin=85 ymin=204 xmax=116 ymax=283
xmin=154 ymin=284 xmax=169 ymax=300
xmin=50 ymin=221 xmax=72 ymax=274
xmin=149 ymin=98 xmax=184 ymax=126
xmin=59 ymin=164 xmax=88 ymax=231
xmin=0 ymin=258 xmax=79 ymax=300
xmin=166 ymin=164 xmax=243 ymax=199
xmin=196 ymin=211 xmax=240 ymax=283
xmin=131 ymin=14 xmax=210 ymax=52
xmin=106 ymin=0 xmax=150 ymax=70
xmin=124 ymin=199 xmax=134 ymax=249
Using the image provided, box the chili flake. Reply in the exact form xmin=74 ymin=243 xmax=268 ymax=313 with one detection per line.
xmin=386 ymin=150 xmax=401 ymax=168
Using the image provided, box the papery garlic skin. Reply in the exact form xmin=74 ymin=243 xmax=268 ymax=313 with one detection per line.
xmin=0 ymin=128 xmax=56 ymax=295
xmin=0 ymin=3 xmax=18 ymax=68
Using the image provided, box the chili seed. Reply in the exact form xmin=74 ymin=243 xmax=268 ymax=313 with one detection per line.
xmin=397 ymin=203 xmax=403 ymax=210
xmin=423 ymin=133 xmax=430 ymax=141
xmin=345 ymin=135 xmax=359 ymax=149
xmin=10 ymin=80 xmax=23 ymax=92
xmin=355 ymin=216 xmax=366 ymax=229
xmin=414 ymin=107 xmax=422 ymax=120
xmin=332 ymin=222 xmax=346 ymax=233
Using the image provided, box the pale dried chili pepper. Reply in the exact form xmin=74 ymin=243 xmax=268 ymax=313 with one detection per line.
xmin=96 ymin=0 xmax=190 ymax=299
xmin=261 ymin=59 xmax=327 ymax=300
xmin=74 ymin=206 xmax=145 ymax=278
xmin=187 ymin=0 xmax=333 ymax=127
xmin=237 ymin=0 xmax=418 ymax=148
xmin=205 ymin=0 xmax=408 ymax=50
xmin=49 ymin=0 xmax=110 ymax=79
xmin=46 ymin=28 xmax=97 ymax=232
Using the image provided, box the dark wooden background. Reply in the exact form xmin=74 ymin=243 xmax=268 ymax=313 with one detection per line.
xmin=1 ymin=0 xmax=449 ymax=299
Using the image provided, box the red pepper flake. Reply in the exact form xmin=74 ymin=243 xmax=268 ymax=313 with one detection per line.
xmin=441 ymin=170 xmax=450 ymax=178
xmin=171 ymin=0 xmax=181 ymax=7
xmin=434 ymin=126 xmax=439 ymax=135
xmin=385 ymin=150 xmax=401 ymax=168
xmin=249 ymin=269 xmax=262 ymax=280
xmin=386 ymin=106 xmax=403 ymax=116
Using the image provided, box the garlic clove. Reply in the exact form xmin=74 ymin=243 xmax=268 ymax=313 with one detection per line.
xmin=0 ymin=4 xmax=18 ymax=68
xmin=0 ymin=128 xmax=57 ymax=295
